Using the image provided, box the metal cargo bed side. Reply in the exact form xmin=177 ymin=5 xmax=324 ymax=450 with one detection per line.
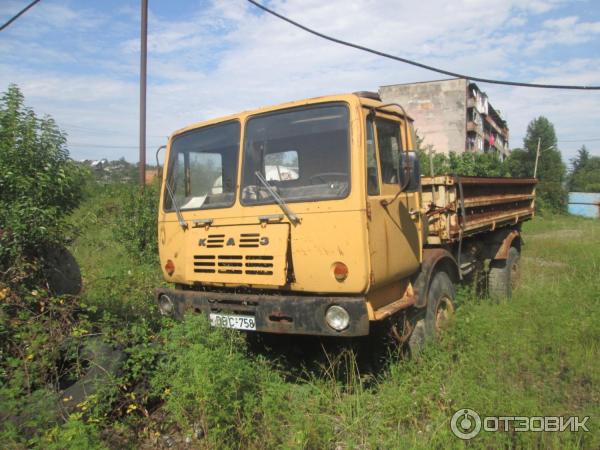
xmin=422 ymin=175 xmax=537 ymax=244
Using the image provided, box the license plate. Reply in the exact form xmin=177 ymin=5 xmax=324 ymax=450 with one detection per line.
xmin=209 ymin=313 xmax=256 ymax=331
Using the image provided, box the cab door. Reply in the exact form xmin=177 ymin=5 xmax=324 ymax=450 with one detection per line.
xmin=365 ymin=112 xmax=421 ymax=288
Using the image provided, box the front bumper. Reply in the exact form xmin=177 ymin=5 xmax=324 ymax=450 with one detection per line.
xmin=156 ymin=288 xmax=370 ymax=337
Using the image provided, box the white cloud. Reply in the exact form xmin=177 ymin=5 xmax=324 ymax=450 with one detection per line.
xmin=527 ymin=15 xmax=600 ymax=52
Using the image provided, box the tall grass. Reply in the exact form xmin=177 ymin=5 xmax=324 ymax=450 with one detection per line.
xmin=64 ymin=190 xmax=600 ymax=449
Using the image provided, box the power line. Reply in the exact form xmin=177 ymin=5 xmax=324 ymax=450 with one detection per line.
xmin=246 ymin=0 xmax=600 ymax=91
xmin=0 ymin=0 xmax=41 ymax=32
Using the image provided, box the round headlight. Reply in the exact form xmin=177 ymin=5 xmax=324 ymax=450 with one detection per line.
xmin=325 ymin=305 xmax=350 ymax=331
xmin=158 ymin=294 xmax=174 ymax=316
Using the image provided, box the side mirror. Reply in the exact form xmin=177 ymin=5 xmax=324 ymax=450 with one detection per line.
xmin=398 ymin=151 xmax=421 ymax=192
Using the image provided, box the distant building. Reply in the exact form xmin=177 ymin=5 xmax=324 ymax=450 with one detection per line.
xmin=379 ymin=78 xmax=510 ymax=159
xmin=145 ymin=169 xmax=159 ymax=185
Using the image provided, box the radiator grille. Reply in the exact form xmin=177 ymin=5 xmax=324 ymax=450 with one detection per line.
xmin=190 ymin=224 xmax=287 ymax=285
xmin=194 ymin=254 xmax=274 ymax=275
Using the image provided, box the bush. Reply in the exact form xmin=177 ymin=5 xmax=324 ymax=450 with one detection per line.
xmin=416 ymin=149 xmax=509 ymax=177
xmin=535 ymin=181 xmax=568 ymax=214
xmin=151 ymin=315 xmax=269 ymax=447
xmin=0 ymin=84 xmax=87 ymax=280
xmin=36 ymin=415 xmax=107 ymax=450
xmin=113 ymin=182 xmax=159 ymax=263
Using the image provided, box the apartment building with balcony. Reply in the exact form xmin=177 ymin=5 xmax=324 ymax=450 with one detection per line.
xmin=379 ymin=78 xmax=510 ymax=159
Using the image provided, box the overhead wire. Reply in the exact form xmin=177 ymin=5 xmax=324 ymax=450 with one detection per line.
xmin=246 ymin=0 xmax=600 ymax=91
xmin=0 ymin=0 xmax=41 ymax=32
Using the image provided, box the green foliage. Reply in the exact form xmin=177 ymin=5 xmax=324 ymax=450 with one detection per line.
xmin=509 ymin=116 xmax=567 ymax=212
xmin=0 ymin=84 xmax=88 ymax=278
xmin=568 ymin=146 xmax=600 ymax=192
xmin=416 ymin=148 xmax=509 ymax=177
xmin=113 ymin=182 xmax=159 ymax=263
xmin=0 ymin=383 xmax=60 ymax=446
xmin=36 ymin=415 xmax=107 ymax=450
xmin=505 ymin=148 xmax=531 ymax=177
xmin=0 ymin=284 xmax=98 ymax=445
xmin=69 ymin=183 xmax=164 ymax=322
xmin=151 ymin=314 xmax=269 ymax=447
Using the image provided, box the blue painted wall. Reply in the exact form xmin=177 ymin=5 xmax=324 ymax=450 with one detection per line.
xmin=569 ymin=192 xmax=600 ymax=218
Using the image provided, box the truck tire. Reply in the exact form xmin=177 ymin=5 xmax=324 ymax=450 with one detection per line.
xmin=489 ymin=246 xmax=520 ymax=301
xmin=408 ymin=270 xmax=455 ymax=354
xmin=58 ymin=338 xmax=125 ymax=414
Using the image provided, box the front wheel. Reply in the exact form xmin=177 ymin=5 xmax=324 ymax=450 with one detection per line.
xmin=408 ymin=271 xmax=456 ymax=354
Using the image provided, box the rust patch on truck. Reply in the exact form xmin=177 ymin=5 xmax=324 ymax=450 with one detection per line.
xmin=494 ymin=229 xmax=521 ymax=260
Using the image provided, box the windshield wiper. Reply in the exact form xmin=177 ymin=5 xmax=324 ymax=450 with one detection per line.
xmin=255 ymin=171 xmax=301 ymax=226
xmin=156 ymin=144 xmax=188 ymax=230
xmin=156 ymin=144 xmax=189 ymax=230
xmin=164 ymin=175 xmax=188 ymax=231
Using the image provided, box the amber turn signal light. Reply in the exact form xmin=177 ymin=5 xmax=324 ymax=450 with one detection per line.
xmin=333 ymin=262 xmax=348 ymax=282
xmin=165 ymin=259 xmax=175 ymax=276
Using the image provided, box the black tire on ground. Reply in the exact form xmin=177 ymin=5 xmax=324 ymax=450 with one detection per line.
xmin=42 ymin=245 xmax=82 ymax=296
xmin=408 ymin=270 xmax=455 ymax=354
xmin=58 ymin=338 xmax=125 ymax=414
xmin=488 ymin=246 xmax=520 ymax=301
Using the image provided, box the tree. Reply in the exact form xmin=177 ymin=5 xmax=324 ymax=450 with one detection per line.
xmin=568 ymin=146 xmax=600 ymax=192
xmin=505 ymin=148 xmax=531 ymax=178
xmin=570 ymin=146 xmax=590 ymax=173
xmin=506 ymin=116 xmax=567 ymax=212
xmin=0 ymin=84 xmax=87 ymax=278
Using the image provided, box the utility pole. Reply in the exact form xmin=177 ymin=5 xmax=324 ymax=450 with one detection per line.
xmin=139 ymin=0 xmax=148 ymax=187
xmin=533 ymin=137 xmax=541 ymax=179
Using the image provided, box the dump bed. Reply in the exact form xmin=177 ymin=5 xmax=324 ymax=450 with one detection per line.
xmin=421 ymin=175 xmax=537 ymax=245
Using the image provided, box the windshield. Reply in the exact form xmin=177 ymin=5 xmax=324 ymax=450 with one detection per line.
xmin=241 ymin=104 xmax=350 ymax=205
xmin=165 ymin=121 xmax=240 ymax=211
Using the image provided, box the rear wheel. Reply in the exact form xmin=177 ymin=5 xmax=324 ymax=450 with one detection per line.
xmin=489 ymin=246 xmax=520 ymax=300
xmin=408 ymin=271 xmax=455 ymax=354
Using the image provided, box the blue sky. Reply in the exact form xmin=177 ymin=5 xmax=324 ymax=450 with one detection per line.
xmin=1 ymin=0 xmax=599 ymax=164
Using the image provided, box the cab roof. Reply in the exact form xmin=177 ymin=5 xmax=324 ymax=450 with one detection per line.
xmin=170 ymin=93 xmax=413 ymax=140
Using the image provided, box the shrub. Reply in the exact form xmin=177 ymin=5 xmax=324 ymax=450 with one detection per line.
xmin=416 ymin=149 xmax=509 ymax=177
xmin=36 ymin=415 xmax=107 ymax=450
xmin=113 ymin=182 xmax=159 ymax=263
xmin=0 ymin=84 xmax=87 ymax=280
xmin=151 ymin=315 xmax=268 ymax=447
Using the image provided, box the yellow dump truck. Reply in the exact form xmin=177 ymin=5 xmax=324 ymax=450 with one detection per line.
xmin=156 ymin=92 xmax=536 ymax=345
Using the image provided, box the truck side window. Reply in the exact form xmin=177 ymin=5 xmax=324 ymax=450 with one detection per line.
xmin=366 ymin=118 xmax=380 ymax=195
xmin=376 ymin=118 xmax=402 ymax=184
